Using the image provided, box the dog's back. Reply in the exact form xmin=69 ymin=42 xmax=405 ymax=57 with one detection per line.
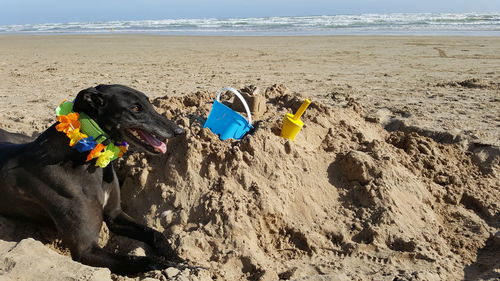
xmin=0 ymin=128 xmax=33 ymax=144
xmin=0 ymin=129 xmax=33 ymax=168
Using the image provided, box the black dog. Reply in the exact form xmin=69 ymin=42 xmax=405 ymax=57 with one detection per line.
xmin=0 ymin=84 xmax=185 ymax=274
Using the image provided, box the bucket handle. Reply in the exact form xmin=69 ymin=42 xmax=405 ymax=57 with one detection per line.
xmin=216 ymin=87 xmax=253 ymax=124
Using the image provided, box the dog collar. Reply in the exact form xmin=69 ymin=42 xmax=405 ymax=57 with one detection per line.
xmin=55 ymin=101 xmax=128 ymax=167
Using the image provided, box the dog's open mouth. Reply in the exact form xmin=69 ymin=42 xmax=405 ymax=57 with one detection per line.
xmin=126 ymin=128 xmax=167 ymax=154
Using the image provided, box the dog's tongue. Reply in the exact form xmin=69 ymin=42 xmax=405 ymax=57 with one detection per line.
xmin=136 ymin=129 xmax=167 ymax=153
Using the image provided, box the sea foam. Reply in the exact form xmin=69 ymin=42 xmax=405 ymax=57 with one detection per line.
xmin=1 ymin=13 xmax=499 ymax=35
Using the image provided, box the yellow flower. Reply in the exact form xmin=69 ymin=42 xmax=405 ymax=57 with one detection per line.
xmin=67 ymin=128 xmax=88 ymax=147
xmin=56 ymin=112 xmax=80 ymax=134
xmin=95 ymin=149 xmax=115 ymax=167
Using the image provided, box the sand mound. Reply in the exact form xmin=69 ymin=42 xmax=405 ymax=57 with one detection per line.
xmin=110 ymin=85 xmax=499 ymax=281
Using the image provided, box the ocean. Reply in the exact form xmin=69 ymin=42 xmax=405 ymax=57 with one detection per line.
xmin=1 ymin=13 xmax=499 ymax=36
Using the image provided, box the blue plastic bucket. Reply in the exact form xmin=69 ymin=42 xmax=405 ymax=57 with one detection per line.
xmin=204 ymin=87 xmax=253 ymax=140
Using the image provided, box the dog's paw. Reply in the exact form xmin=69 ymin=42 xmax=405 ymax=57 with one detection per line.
xmin=152 ymin=231 xmax=185 ymax=263
xmin=146 ymin=257 xmax=178 ymax=271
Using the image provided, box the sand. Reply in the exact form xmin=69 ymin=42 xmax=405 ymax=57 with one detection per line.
xmin=0 ymin=35 xmax=499 ymax=281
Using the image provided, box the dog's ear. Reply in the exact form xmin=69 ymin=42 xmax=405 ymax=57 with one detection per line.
xmin=73 ymin=87 xmax=105 ymax=116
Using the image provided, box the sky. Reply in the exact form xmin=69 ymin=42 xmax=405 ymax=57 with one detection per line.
xmin=1 ymin=0 xmax=499 ymax=25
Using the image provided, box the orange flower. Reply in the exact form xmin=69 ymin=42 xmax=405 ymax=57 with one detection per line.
xmin=56 ymin=113 xmax=80 ymax=134
xmin=86 ymin=143 xmax=105 ymax=162
xmin=118 ymin=145 xmax=128 ymax=157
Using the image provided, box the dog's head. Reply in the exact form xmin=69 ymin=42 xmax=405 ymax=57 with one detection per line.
xmin=73 ymin=84 xmax=184 ymax=154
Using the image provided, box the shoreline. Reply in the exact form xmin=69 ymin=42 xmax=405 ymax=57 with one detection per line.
xmin=2 ymin=12 xmax=499 ymax=37
xmin=1 ymin=31 xmax=500 ymax=37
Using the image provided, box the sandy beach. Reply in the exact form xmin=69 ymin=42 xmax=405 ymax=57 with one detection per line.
xmin=0 ymin=35 xmax=499 ymax=145
xmin=0 ymin=35 xmax=499 ymax=281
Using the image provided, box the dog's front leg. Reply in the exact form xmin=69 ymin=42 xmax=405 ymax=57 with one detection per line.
xmin=45 ymin=199 xmax=170 ymax=274
xmin=102 ymin=167 xmax=183 ymax=263
xmin=104 ymin=209 xmax=184 ymax=263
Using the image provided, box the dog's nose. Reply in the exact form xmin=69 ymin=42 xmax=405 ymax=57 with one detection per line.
xmin=174 ymin=127 xmax=185 ymax=136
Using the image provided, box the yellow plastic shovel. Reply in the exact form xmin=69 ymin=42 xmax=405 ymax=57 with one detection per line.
xmin=281 ymin=99 xmax=311 ymax=140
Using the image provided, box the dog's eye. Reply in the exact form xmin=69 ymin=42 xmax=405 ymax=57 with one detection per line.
xmin=130 ymin=105 xmax=142 ymax=112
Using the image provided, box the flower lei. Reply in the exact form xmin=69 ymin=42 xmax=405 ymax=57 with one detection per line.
xmin=55 ymin=101 xmax=128 ymax=168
